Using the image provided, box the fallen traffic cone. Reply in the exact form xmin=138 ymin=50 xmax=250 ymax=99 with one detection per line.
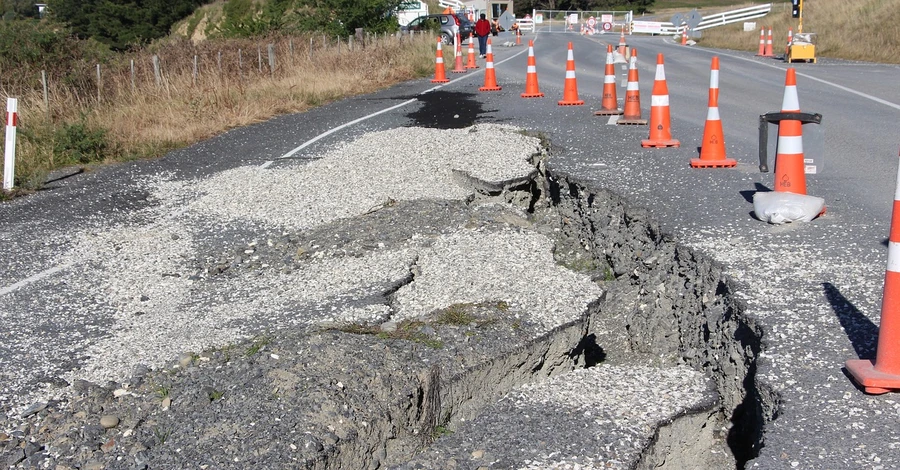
xmin=465 ymin=33 xmax=479 ymax=69
xmin=617 ymin=29 xmax=627 ymax=56
xmin=558 ymin=42 xmax=584 ymax=106
xmin=617 ymin=48 xmax=646 ymax=125
xmin=479 ymin=39 xmax=501 ymax=91
xmin=594 ymin=44 xmax=621 ymax=115
xmin=755 ymin=27 xmax=766 ymax=56
xmin=785 ymin=27 xmax=793 ymax=57
xmin=521 ymin=40 xmax=544 ymax=98
xmin=431 ymin=39 xmax=450 ymax=83
xmin=641 ymin=53 xmax=679 ymax=147
xmin=691 ymin=56 xmax=736 ymax=167
xmin=764 ymin=27 xmax=775 ymax=57
xmin=773 ymin=68 xmax=807 ymax=194
xmin=846 ymin=146 xmax=900 ymax=394
xmin=450 ymin=34 xmax=467 ymax=73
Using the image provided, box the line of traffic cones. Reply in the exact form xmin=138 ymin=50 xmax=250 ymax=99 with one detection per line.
xmin=558 ymin=42 xmax=584 ymax=106
xmin=521 ymin=40 xmax=543 ymax=98
xmin=479 ymin=38 xmax=501 ymax=91
xmin=594 ymin=44 xmax=621 ymax=115
xmin=691 ymin=56 xmax=736 ymax=167
xmin=846 ymin=145 xmax=900 ymax=394
xmin=617 ymin=48 xmax=646 ymax=125
xmin=642 ymin=53 xmax=679 ymax=148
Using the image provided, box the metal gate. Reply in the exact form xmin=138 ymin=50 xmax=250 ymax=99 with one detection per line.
xmin=530 ymin=10 xmax=633 ymax=34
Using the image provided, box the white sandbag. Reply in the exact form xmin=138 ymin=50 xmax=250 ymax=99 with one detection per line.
xmin=753 ymin=191 xmax=825 ymax=224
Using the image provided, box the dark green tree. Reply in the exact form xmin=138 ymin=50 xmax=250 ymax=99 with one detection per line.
xmin=47 ymin=0 xmax=203 ymax=49
xmin=0 ymin=0 xmax=42 ymax=20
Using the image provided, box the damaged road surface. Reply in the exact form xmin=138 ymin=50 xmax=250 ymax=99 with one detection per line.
xmin=1 ymin=125 xmax=758 ymax=469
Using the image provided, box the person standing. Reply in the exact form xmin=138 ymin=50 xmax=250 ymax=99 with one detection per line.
xmin=474 ymin=13 xmax=491 ymax=58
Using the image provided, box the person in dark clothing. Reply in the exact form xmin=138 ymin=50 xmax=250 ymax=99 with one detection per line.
xmin=474 ymin=13 xmax=491 ymax=57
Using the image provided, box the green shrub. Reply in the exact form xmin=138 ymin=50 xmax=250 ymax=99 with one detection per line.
xmin=52 ymin=120 xmax=108 ymax=164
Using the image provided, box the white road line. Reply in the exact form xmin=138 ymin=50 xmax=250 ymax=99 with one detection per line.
xmin=0 ymin=263 xmax=73 ymax=297
xmin=607 ymin=114 xmax=618 ymax=125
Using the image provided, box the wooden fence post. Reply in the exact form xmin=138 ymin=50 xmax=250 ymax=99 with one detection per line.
xmin=238 ymin=48 xmax=243 ymax=81
xmin=153 ymin=55 xmax=161 ymax=87
xmin=257 ymin=45 xmax=262 ymax=73
xmin=41 ymin=71 xmax=49 ymax=118
xmin=130 ymin=59 xmax=135 ymax=92
xmin=192 ymin=55 xmax=198 ymax=85
xmin=267 ymin=43 xmax=275 ymax=77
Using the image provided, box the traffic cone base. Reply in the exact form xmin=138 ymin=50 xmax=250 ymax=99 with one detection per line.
xmin=595 ymin=109 xmax=623 ymax=116
xmin=617 ymin=118 xmax=648 ymax=125
xmin=845 ymin=359 xmax=900 ymax=394
xmin=691 ymin=157 xmax=736 ymax=168
xmin=641 ymin=137 xmax=680 ymax=148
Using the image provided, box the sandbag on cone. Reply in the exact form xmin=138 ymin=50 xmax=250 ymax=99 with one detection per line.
xmin=521 ymin=40 xmax=544 ymax=98
xmin=753 ymin=68 xmax=825 ymax=224
xmin=617 ymin=48 xmax=646 ymax=125
xmin=641 ymin=53 xmax=679 ymax=147
xmin=431 ymin=39 xmax=450 ymax=83
xmin=558 ymin=42 xmax=584 ymax=105
xmin=846 ymin=147 xmax=900 ymax=394
xmin=479 ymin=39 xmax=501 ymax=91
xmin=594 ymin=44 xmax=622 ymax=115
xmin=465 ymin=33 xmax=479 ymax=69
xmin=691 ymin=56 xmax=736 ymax=168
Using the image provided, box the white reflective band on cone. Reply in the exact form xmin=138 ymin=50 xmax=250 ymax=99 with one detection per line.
xmin=888 ymin=241 xmax=900 ymax=273
xmin=651 ymin=95 xmax=669 ymax=106
xmin=566 ymin=70 xmax=576 ymax=79
xmin=707 ymin=106 xmax=720 ymax=120
xmin=776 ymin=135 xmax=804 ymax=153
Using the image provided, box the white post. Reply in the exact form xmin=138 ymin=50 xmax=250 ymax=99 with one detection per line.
xmin=3 ymin=98 xmax=18 ymax=190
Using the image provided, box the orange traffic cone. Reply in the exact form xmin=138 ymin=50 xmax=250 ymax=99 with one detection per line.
xmin=450 ymin=34 xmax=467 ymax=73
xmin=617 ymin=48 xmax=646 ymax=125
xmin=785 ymin=27 xmax=793 ymax=57
xmin=558 ymin=42 xmax=584 ymax=106
xmin=515 ymin=28 xmax=522 ymax=46
xmin=846 ymin=146 xmax=900 ymax=394
xmin=521 ymin=40 xmax=544 ymax=98
xmin=431 ymin=39 xmax=450 ymax=83
xmin=479 ymin=39 xmax=501 ymax=91
xmin=681 ymin=27 xmax=688 ymax=46
xmin=755 ymin=27 xmax=766 ymax=56
xmin=641 ymin=53 xmax=679 ymax=147
xmin=594 ymin=44 xmax=621 ymax=115
xmin=691 ymin=57 xmax=736 ymax=168
xmin=764 ymin=27 xmax=775 ymax=57
xmin=773 ymin=68 xmax=807 ymax=193
xmin=465 ymin=33 xmax=479 ymax=69
xmin=617 ymin=28 xmax=627 ymax=56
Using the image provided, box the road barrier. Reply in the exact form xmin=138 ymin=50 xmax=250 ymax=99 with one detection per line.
xmin=3 ymin=97 xmax=17 ymax=190
xmin=651 ymin=4 xmax=772 ymax=35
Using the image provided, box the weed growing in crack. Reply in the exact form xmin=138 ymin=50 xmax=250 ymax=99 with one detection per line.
xmin=154 ymin=427 xmax=172 ymax=445
xmin=208 ymin=389 xmax=224 ymax=401
xmin=155 ymin=385 xmax=170 ymax=399
xmin=245 ymin=335 xmax=271 ymax=356
xmin=334 ymin=320 xmax=443 ymax=349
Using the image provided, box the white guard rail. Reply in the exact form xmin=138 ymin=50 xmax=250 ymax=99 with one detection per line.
xmin=518 ymin=19 xmax=534 ymax=31
xmin=653 ymin=3 xmax=772 ymax=35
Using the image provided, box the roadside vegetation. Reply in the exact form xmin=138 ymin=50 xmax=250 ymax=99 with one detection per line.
xmin=0 ymin=0 xmax=897 ymax=198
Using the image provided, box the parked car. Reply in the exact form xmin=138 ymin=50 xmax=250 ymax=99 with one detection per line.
xmin=401 ymin=13 xmax=474 ymax=45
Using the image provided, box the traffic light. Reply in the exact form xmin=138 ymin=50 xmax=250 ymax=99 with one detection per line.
xmin=792 ymin=0 xmax=801 ymax=18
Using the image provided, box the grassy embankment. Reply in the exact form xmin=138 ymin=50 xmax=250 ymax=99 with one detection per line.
xmin=669 ymin=0 xmax=900 ymax=64
xmin=1 ymin=29 xmax=435 ymax=197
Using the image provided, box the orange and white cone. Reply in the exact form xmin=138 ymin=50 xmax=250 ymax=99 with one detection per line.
xmin=521 ymin=40 xmax=544 ymax=98
xmin=594 ymin=44 xmax=621 ymax=115
xmin=479 ymin=39 xmax=501 ymax=91
xmin=846 ymin=146 xmax=900 ymax=394
xmin=681 ymin=27 xmax=688 ymax=46
xmin=755 ymin=27 xmax=766 ymax=56
xmin=773 ymin=68 xmax=807 ymax=194
xmin=617 ymin=29 xmax=627 ymax=56
xmin=785 ymin=27 xmax=793 ymax=57
xmin=764 ymin=27 xmax=775 ymax=57
xmin=558 ymin=42 xmax=584 ymax=106
xmin=515 ymin=28 xmax=522 ymax=46
xmin=451 ymin=34 xmax=467 ymax=73
xmin=691 ymin=57 xmax=736 ymax=168
xmin=465 ymin=33 xmax=479 ymax=69
xmin=641 ymin=53 xmax=679 ymax=148
xmin=431 ymin=39 xmax=450 ymax=83
xmin=617 ymin=48 xmax=646 ymax=125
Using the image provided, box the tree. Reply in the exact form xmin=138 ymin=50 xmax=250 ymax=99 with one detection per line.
xmin=0 ymin=0 xmax=42 ymax=20
xmin=47 ymin=0 xmax=203 ymax=49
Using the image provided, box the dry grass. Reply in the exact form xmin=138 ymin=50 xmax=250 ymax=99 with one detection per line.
xmin=3 ymin=32 xmax=436 ymax=194
xmin=698 ymin=0 xmax=900 ymax=63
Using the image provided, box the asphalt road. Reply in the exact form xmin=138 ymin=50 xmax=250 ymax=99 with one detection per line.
xmin=2 ymin=29 xmax=900 ymax=468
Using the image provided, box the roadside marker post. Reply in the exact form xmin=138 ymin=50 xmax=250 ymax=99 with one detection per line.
xmin=3 ymin=97 xmax=17 ymax=190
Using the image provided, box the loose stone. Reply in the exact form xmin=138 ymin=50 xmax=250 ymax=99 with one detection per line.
xmin=100 ymin=415 xmax=120 ymax=429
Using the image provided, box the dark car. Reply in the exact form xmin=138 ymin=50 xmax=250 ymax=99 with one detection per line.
xmin=401 ymin=13 xmax=474 ymax=45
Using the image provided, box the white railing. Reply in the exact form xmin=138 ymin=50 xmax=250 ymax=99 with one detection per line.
xmin=438 ymin=0 xmax=464 ymax=11
xmin=654 ymin=3 xmax=772 ymax=35
xmin=518 ymin=19 xmax=534 ymax=32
